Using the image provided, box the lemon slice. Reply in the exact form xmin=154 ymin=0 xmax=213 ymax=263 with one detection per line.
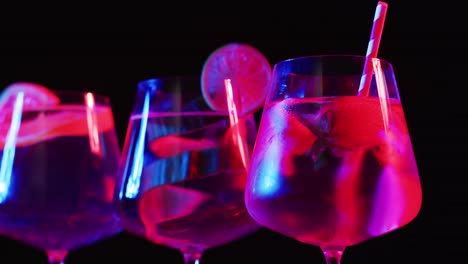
xmin=201 ymin=43 xmax=272 ymax=115
xmin=0 ymin=82 xmax=59 ymax=109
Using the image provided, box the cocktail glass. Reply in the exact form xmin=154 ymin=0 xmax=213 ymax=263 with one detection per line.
xmin=245 ymin=55 xmax=422 ymax=264
xmin=115 ymin=76 xmax=261 ymax=264
xmin=0 ymin=89 xmax=122 ymax=264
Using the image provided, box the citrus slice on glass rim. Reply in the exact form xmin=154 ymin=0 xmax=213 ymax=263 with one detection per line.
xmin=0 ymin=82 xmax=60 ymax=110
xmin=201 ymin=43 xmax=272 ymax=115
xmin=0 ymin=82 xmax=60 ymax=146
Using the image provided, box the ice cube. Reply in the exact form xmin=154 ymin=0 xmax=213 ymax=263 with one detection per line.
xmin=259 ymin=99 xmax=320 ymax=176
xmin=325 ymin=96 xmax=388 ymax=149
xmin=285 ymin=98 xmax=331 ymax=137
xmin=273 ymin=99 xmax=322 ymax=153
xmin=138 ymin=185 xmax=210 ymax=228
xmin=372 ymin=124 xmax=417 ymax=177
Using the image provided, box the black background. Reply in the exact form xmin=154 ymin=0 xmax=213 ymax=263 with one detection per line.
xmin=0 ymin=0 xmax=464 ymax=263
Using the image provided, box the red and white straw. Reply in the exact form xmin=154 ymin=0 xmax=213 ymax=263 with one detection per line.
xmin=358 ymin=1 xmax=388 ymax=96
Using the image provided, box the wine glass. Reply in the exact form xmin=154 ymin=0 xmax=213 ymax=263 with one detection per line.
xmin=245 ymin=55 xmax=423 ymax=264
xmin=114 ymin=76 xmax=261 ymax=264
xmin=0 ymin=87 xmax=122 ymax=264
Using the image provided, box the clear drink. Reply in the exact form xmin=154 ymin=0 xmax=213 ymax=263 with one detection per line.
xmin=0 ymin=105 xmax=121 ymax=250
xmin=246 ymin=96 xmax=422 ymax=247
xmin=117 ymin=112 xmax=260 ymax=252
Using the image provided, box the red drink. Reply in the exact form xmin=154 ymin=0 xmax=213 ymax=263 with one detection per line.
xmin=117 ymin=112 xmax=260 ymax=252
xmin=245 ymin=96 xmax=422 ymax=248
xmin=137 ymin=170 xmax=258 ymax=251
xmin=0 ymin=105 xmax=121 ymax=250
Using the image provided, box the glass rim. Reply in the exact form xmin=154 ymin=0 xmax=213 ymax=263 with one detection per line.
xmin=137 ymin=75 xmax=199 ymax=88
xmin=275 ymin=54 xmax=393 ymax=67
xmin=48 ymin=90 xmax=111 ymax=105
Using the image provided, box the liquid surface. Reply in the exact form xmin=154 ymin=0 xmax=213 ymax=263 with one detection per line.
xmin=117 ymin=112 xmax=260 ymax=252
xmin=245 ymin=96 xmax=422 ymax=248
xmin=0 ymin=105 xmax=121 ymax=251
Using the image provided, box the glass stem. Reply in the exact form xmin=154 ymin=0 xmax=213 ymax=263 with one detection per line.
xmin=321 ymin=246 xmax=345 ymax=264
xmin=47 ymin=249 xmax=68 ymax=264
xmin=183 ymin=252 xmax=202 ymax=264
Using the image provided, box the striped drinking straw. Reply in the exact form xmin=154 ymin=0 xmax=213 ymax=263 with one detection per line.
xmin=358 ymin=1 xmax=388 ymax=96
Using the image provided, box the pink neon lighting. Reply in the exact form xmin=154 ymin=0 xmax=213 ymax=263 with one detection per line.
xmin=85 ymin=92 xmax=102 ymax=155
xmin=368 ymin=58 xmax=402 ymax=234
xmin=224 ymin=79 xmax=249 ymax=168
xmin=372 ymin=58 xmax=389 ymax=133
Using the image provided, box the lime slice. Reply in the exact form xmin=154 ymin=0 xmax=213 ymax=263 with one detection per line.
xmin=0 ymin=82 xmax=59 ymax=109
xmin=201 ymin=43 xmax=272 ymax=115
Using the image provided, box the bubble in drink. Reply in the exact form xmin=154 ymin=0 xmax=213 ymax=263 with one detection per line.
xmin=246 ymin=96 xmax=422 ymax=247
